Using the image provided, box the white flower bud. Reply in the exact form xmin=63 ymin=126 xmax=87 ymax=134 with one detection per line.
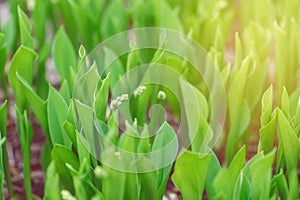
xmin=134 ymin=85 xmax=146 ymax=97
xmin=61 ymin=190 xmax=76 ymax=200
xmin=157 ymin=90 xmax=166 ymax=100
xmin=27 ymin=0 xmax=36 ymax=10
xmin=94 ymin=166 xmax=107 ymax=178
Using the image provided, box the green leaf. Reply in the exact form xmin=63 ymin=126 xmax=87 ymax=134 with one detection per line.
xmin=213 ymin=146 xmax=246 ymax=199
xmin=0 ymin=101 xmax=13 ymax=197
xmin=47 ymin=85 xmax=72 ymax=147
xmin=73 ymin=62 xmax=100 ymax=106
xmin=53 ymin=27 xmax=77 ymax=84
xmin=152 ymin=122 xmax=177 ymax=199
xmin=94 ymin=73 xmax=110 ymax=121
xmin=31 ymin=0 xmax=49 ymax=47
xmin=281 ymin=87 xmax=290 ymax=119
xmin=271 ymin=169 xmax=289 ymax=199
xmin=258 ymin=112 xmax=276 ymax=153
xmin=16 ymin=106 xmax=33 ymax=200
xmin=102 ymin=166 xmax=126 ymax=200
xmin=260 ymin=85 xmax=273 ymax=126
xmin=100 ymin=0 xmax=129 ymax=39
xmin=66 ymin=158 xmax=90 ymax=200
xmin=233 ymin=172 xmax=251 ymax=200
xmin=226 ymin=55 xmax=252 ymax=164
xmin=258 ymin=85 xmax=276 ymax=153
xmin=172 ymin=150 xmax=212 ymax=199
xmin=153 ymin=0 xmax=183 ymax=31
xmin=17 ymin=6 xmax=35 ymax=49
xmin=277 ymin=108 xmax=299 ymax=198
xmin=0 ymin=32 xmax=7 ymax=96
xmin=43 ymin=162 xmax=62 ymax=200
xmin=76 ymin=130 xmax=90 ymax=165
xmin=52 ymin=144 xmax=79 ymax=192
xmin=8 ymin=46 xmax=37 ymax=111
xmin=63 ymin=121 xmax=77 ymax=147
xmin=137 ymin=158 xmax=158 ymax=200
xmin=205 ymin=150 xmax=221 ymax=199
xmin=248 ymin=149 xmax=275 ymax=200
xmin=59 ymin=80 xmax=71 ymax=104
xmin=16 ymin=73 xmax=49 ymax=136
xmin=0 ymin=132 xmax=5 ymax=198
xmin=36 ymin=42 xmax=51 ymax=99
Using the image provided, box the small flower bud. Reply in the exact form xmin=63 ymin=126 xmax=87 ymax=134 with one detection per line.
xmin=134 ymin=86 xmax=146 ymax=97
xmin=61 ymin=190 xmax=76 ymax=200
xmin=94 ymin=166 xmax=107 ymax=179
xmin=157 ymin=90 xmax=166 ymax=100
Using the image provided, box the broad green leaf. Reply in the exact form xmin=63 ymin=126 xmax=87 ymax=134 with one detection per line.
xmin=17 ymin=6 xmax=35 ymax=49
xmin=271 ymin=169 xmax=289 ymax=199
xmin=16 ymin=73 xmax=49 ymax=136
xmin=228 ymin=145 xmax=246 ymax=179
xmin=43 ymin=162 xmax=61 ymax=200
xmin=277 ymin=108 xmax=299 ymax=198
xmin=152 ymin=122 xmax=177 ymax=199
xmin=8 ymin=46 xmax=37 ymax=111
xmin=172 ymin=150 xmax=212 ymax=199
xmin=258 ymin=85 xmax=276 ymax=153
xmin=205 ymin=150 xmax=221 ymax=199
xmin=73 ymin=62 xmax=100 ymax=106
xmin=52 ymin=144 xmax=80 ymax=192
xmin=233 ymin=172 xmax=251 ymax=200
xmin=258 ymin=112 xmax=276 ymax=153
xmin=94 ymin=73 xmax=110 ymax=121
xmin=53 ymin=27 xmax=77 ymax=84
xmin=248 ymin=149 xmax=275 ymax=200
xmin=180 ymin=78 xmax=209 ymax=153
xmin=213 ymin=146 xmax=246 ymax=199
xmin=48 ymin=85 xmax=72 ymax=147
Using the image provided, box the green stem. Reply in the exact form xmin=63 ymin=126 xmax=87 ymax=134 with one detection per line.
xmin=23 ymin=144 xmax=32 ymax=200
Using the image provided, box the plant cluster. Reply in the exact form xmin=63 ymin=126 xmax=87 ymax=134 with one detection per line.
xmin=0 ymin=0 xmax=299 ymax=199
